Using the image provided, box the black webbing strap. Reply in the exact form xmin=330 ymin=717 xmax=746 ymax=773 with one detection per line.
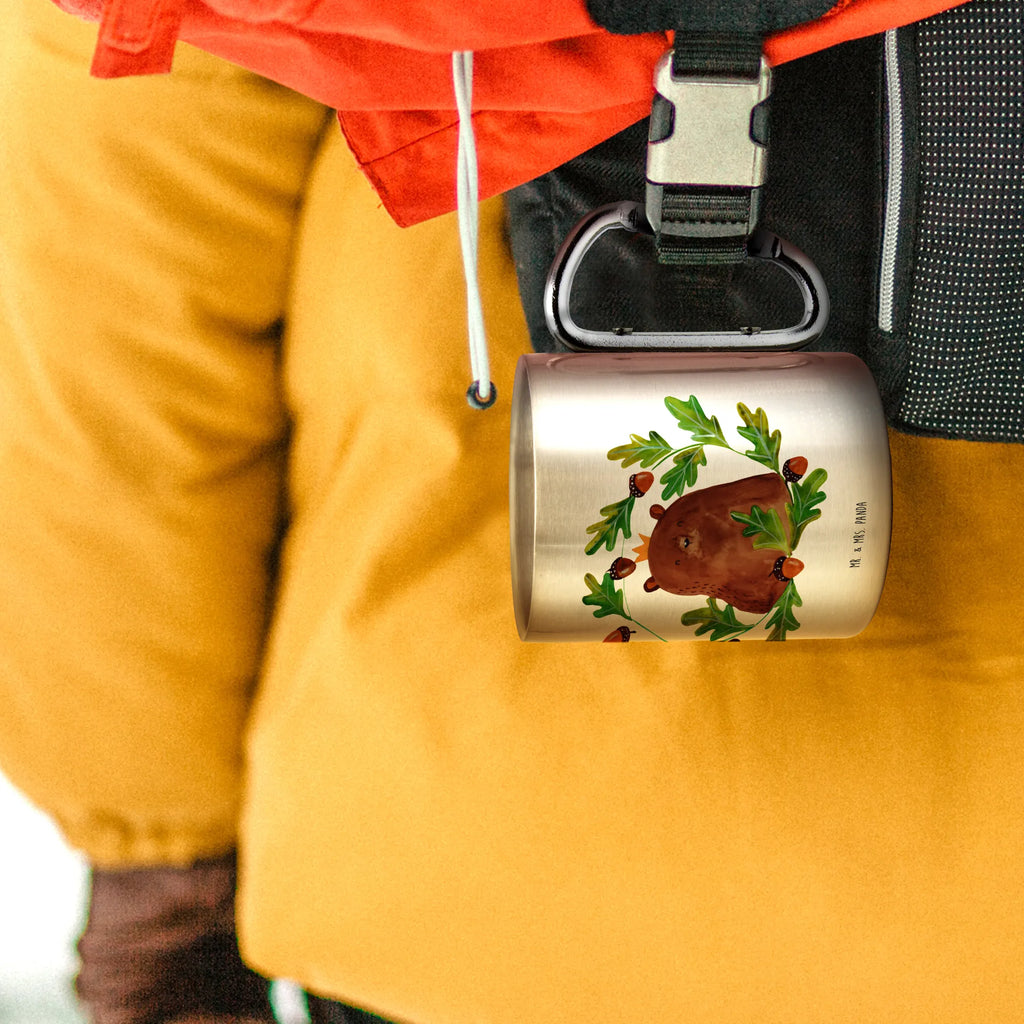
xmin=655 ymin=31 xmax=763 ymax=265
xmin=584 ymin=0 xmax=834 ymax=265
xmin=671 ymin=30 xmax=761 ymax=76
xmin=582 ymin=0 xmax=836 ymax=37
xmin=656 ymin=189 xmax=752 ymax=264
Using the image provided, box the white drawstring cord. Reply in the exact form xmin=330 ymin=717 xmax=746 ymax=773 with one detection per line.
xmin=452 ymin=51 xmax=496 ymax=409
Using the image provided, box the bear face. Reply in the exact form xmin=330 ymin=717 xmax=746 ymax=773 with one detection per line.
xmin=644 ymin=472 xmax=793 ymax=614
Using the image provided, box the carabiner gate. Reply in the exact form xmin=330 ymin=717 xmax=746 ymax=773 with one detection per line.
xmin=543 ymin=201 xmax=829 ymax=352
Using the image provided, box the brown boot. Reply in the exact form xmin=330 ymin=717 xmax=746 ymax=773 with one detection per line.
xmin=75 ymin=851 xmax=275 ymax=1024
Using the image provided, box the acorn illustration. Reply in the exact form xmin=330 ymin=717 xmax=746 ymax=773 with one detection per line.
xmin=603 ymin=626 xmax=636 ymax=642
xmin=771 ymin=555 xmax=805 ymax=582
xmin=629 ymin=471 xmax=654 ymax=497
xmin=609 ymin=557 xmax=636 ymax=580
xmin=782 ymin=456 xmax=808 ymax=483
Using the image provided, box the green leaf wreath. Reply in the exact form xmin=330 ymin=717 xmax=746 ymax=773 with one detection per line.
xmin=582 ymin=396 xmax=828 ymax=642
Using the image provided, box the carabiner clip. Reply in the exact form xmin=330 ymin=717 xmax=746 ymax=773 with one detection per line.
xmin=543 ymin=201 xmax=829 ymax=352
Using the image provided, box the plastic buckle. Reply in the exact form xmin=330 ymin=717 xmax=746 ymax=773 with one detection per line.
xmin=645 ymin=50 xmax=772 ymax=239
xmin=544 ymin=202 xmax=829 ymax=352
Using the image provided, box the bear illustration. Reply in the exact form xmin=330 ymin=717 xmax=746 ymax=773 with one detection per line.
xmin=629 ymin=472 xmax=804 ymax=614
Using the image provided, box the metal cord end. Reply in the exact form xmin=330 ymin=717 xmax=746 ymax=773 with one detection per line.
xmin=466 ymin=380 xmax=497 ymax=410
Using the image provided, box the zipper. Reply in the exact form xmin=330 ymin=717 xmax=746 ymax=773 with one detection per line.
xmin=877 ymin=27 xmax=904 ymax=334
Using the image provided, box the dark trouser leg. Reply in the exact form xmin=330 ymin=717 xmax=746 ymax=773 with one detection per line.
xmin=75 ymin=851 xmax=275 ymax=1024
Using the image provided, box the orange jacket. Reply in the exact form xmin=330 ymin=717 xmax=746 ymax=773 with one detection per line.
xmin=58 ymin=0 xmax=973 ymax=225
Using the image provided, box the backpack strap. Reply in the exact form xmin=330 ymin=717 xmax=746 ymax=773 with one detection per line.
xmin=646 ymin=34 xmax=770 ymax=264
xmin=582 ymin=0 xmax=838 ymax=36
xmin=584 ymin=1 xmax=837 ymax=264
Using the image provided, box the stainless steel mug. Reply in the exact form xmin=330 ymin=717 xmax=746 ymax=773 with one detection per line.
xmin=510 ymin=350 xmax=891 ymax=642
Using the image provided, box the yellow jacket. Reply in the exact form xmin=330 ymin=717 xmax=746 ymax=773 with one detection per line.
xmin=1 ymin=3 xmax=1022 ymax=1023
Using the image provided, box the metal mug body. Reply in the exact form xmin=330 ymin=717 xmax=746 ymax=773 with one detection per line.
xmin=510 ymin=351 xmax=891 ymax=642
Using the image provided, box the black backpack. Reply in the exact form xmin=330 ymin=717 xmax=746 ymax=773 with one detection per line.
xmin=507 ymin=0 xmax=1024 ymax=444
